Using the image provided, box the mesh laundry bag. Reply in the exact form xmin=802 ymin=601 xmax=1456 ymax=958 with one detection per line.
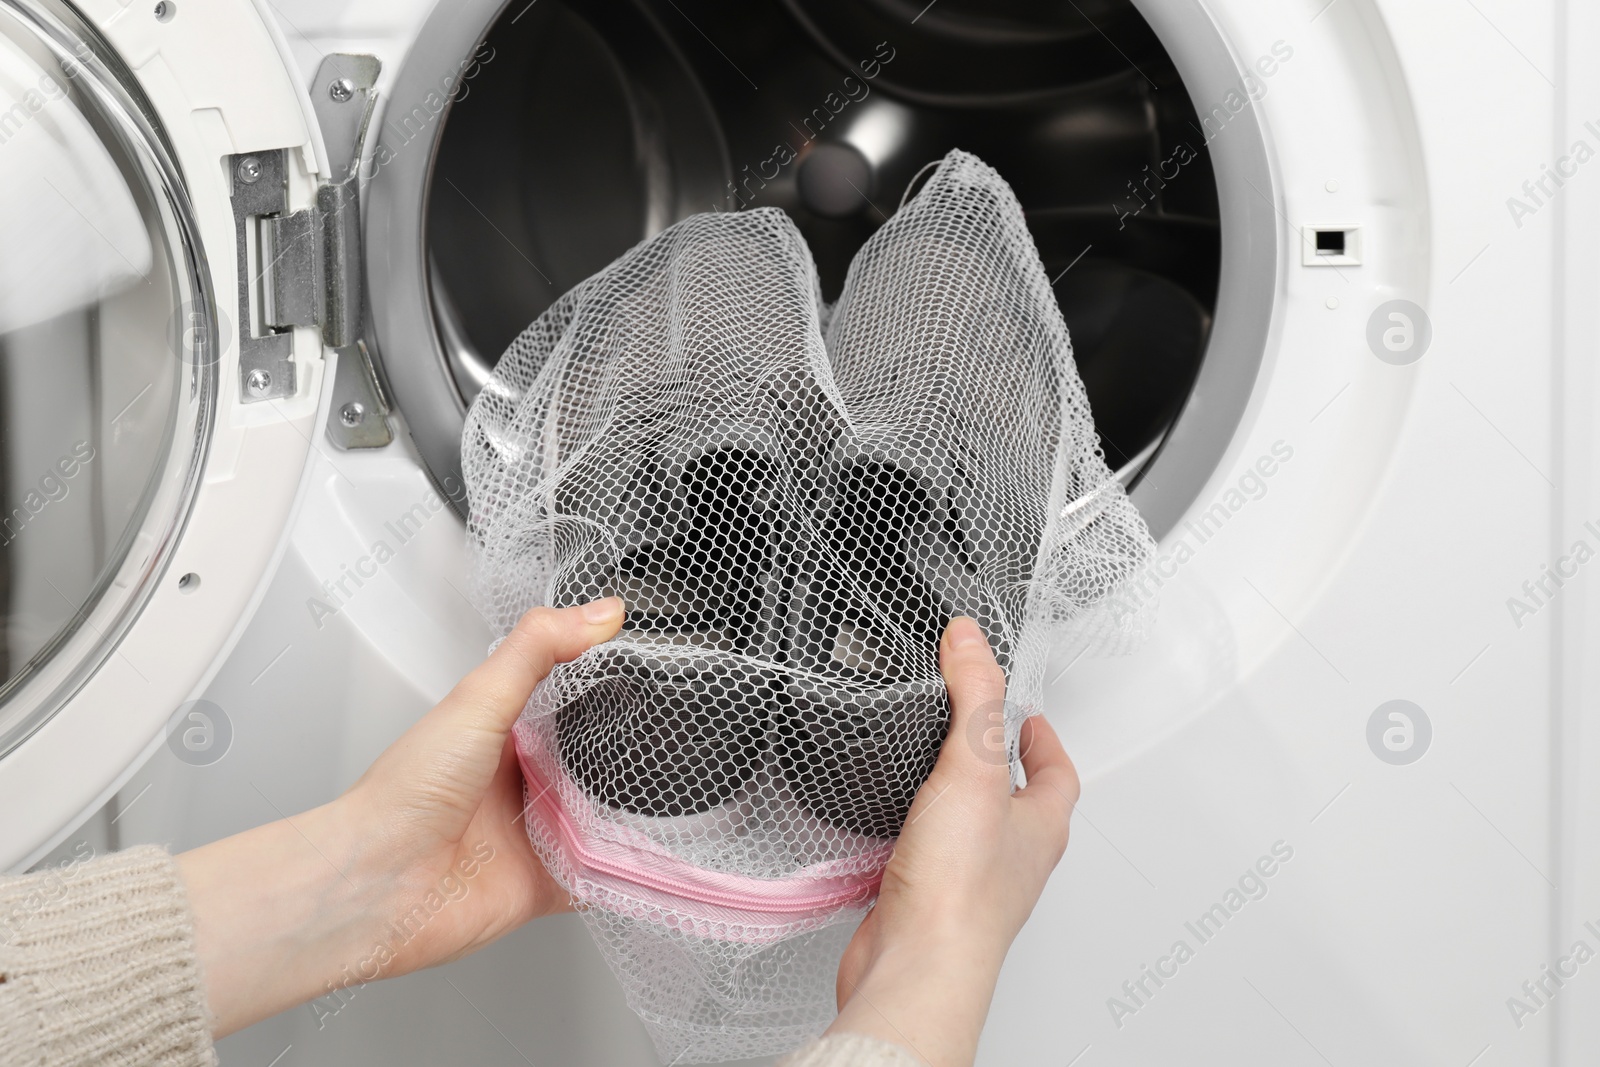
xmin=463 ymin=149 xmax=1154 ymax=1062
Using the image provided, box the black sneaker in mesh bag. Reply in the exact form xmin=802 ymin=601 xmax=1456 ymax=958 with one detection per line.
xmin=463 ymin=149 xmax=1153 ymax=1063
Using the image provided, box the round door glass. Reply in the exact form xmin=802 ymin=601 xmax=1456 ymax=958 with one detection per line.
xmin=0 ymin=0 xmax=213 ymax=757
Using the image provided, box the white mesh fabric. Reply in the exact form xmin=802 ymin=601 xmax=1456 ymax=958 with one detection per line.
xmin=463 ymin=149 xmax=1154 ymax=1063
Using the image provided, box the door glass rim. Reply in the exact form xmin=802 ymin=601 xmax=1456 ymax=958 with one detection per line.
xmin=0 ymin=0 xmax=217 ymax=759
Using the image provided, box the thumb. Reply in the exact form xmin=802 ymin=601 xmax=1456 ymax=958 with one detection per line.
xmin=445 ymin=599 xmax=626 ymax=738
xmin=349 ymin=598 xmax=626 ymax=840
xmin=934 ymin=616 xmax=1010 ymax=784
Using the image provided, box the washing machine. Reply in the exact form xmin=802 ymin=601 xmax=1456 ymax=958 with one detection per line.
xmin=3 ymin=0 xmax=1596 ymax=1063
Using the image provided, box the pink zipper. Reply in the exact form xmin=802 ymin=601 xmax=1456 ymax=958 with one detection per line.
xmin=516 ymin=741 xmax=882 ymax=932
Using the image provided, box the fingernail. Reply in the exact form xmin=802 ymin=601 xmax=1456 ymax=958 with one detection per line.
xmin=946 ymin=616 xmax=985 ymax=649
xmin=581 ymin=597 xmax=623 ymax=624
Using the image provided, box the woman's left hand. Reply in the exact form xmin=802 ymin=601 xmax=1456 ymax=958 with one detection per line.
xmin=178 ymin=599 xmax=624 ymax=1036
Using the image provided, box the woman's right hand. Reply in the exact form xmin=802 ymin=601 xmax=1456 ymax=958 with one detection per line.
xmin=828 ymin=616 xmax=1080 ymax=1066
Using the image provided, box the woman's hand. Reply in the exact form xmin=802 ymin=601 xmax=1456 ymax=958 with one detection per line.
xmin=827 ymin=616 xmax=1079 ymax=1066
xmin=178 ymin=599 xmax=624 ymax=1036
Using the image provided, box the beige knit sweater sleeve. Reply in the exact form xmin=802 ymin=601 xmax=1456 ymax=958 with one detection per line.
xmin=0 ymin=846 xmax=919 ymax=1067
xmin=0 ymin=845 xmax=214 ymax=1067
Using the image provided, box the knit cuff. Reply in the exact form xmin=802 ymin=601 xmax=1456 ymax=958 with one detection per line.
xmin=0 ymin=844 xmax=215 ymax=1067
xmin=779 ymin=1032 xmax=926 ymax=1067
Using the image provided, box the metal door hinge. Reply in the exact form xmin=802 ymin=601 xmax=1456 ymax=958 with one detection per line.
xmin=260 ymin=179 xmax=360 ymax=347
xmin=228 ymin=53 xmax=390 ymax=451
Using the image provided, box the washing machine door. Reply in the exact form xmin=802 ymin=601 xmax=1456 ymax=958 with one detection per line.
xmin=0 ymin=0 xmax=358 ymax=869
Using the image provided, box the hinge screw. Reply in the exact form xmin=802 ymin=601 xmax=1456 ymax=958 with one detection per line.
xmin=329 ymin=78 xmax=355 ymax=103
xmin=236 ymin=156 xmax=262 ymax=184
xmin=245 ymin=369 xmax=272 ymax=397
xmin=339 ymin=402 xmax=365 ymax=427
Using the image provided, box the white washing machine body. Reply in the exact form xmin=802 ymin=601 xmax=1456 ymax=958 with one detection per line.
xmin=5 ymin=0 xmax=1598 ymax=1065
